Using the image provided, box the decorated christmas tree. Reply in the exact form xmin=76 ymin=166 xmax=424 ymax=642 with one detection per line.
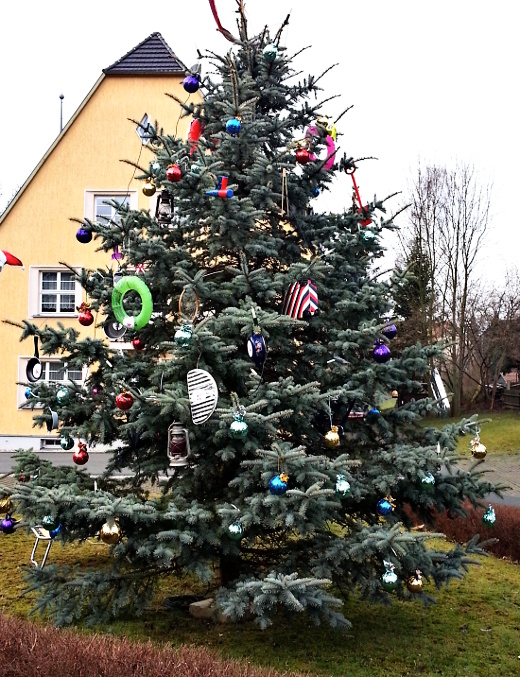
xmin=5 ymin=2 xmax=502 ymax=628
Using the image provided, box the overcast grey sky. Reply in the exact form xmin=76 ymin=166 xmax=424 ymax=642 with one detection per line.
xmin=1 ymin=0 xmax=517 ymax=279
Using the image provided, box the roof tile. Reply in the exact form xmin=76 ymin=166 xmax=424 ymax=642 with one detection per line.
xmin=104 ymin=32 xmax=186 ymax=75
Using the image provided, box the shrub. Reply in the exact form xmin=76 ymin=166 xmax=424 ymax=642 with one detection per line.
xmin=0 ymin=614 xmax=306 ymax=677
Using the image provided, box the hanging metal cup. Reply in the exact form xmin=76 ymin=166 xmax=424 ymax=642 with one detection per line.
xmin=26 ymin=336 xmax=42 ymax=383
xmin=46 ymin=408 xmax=59 ymax=432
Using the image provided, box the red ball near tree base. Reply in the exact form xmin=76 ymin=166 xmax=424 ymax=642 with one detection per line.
xmin=116 ymin=390 xmax=133 ymax=410
xmin=132 ymin=336 xmax=145 ymax=351
xmin=166 ymin=164 xmax=182 ymax=182
xmin=296 ymin=148 xmax=311 ymax=165
xmin=73 ymin=443 xmax=89 ymax=466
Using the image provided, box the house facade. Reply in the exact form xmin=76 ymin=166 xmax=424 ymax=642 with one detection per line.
xmin=0 ymin=33 xmax=199 ymax=450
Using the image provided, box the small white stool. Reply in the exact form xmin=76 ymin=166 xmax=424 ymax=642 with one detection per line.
xmin=30 ymin=526 xmax=53 ymax=568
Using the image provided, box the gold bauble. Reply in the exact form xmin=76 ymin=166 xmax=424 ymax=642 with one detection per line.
xmin=100 ymin=519 xmax=121 ymax=545
xmin=323 ymin=425 xmax=340 ymax=448
xmin=142 ymin=178 xmax=156 ymax=197
xmin=0 ymin=497 xmax=12 ymax=513
xmin=471 ymin=443 xmax=487 ymax=460
xmin=391 ymin=390 xmax=398 ymax=398
xmin=406 ymin=573 xmax=423 ymax=593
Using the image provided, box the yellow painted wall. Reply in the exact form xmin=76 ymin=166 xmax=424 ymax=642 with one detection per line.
xmin=0 ymin=73 xmax=199 ymax=438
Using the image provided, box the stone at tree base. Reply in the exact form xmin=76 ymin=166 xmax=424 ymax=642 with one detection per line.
xmin=188 ymin=598 xmax=216 ymax=619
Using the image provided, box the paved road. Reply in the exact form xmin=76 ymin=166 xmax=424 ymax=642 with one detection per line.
xmin=0 ymin=451 xmax=131 ymax=477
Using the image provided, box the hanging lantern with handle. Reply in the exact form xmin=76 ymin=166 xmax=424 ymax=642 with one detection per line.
xmin=167 ymin=422 xmax=191 ymax=467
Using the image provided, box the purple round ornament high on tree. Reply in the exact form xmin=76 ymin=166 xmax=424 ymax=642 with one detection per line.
xmin=76 ymin=227 xmax=92 ymax=244
xmin=382 ymin=324 xmax=397 ymax=340
xmin=183 ymin=75 xmax=200 ymax=93
xmin=373 ymin=340 xmax=391 ymax=364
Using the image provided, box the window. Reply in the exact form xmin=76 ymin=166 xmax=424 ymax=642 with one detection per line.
xmin=40 ymin=271 xmax=76 ymax=314
xmin=41 ymin=361 xmax=83 ymax=383
xmin=95 ymin=195 xmax=127 ymax=227
xmin=17 ymin=357 xmax=86 ymax=410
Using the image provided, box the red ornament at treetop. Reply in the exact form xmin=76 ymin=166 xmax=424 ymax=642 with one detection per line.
xmin=77 ymin=302 xmax=94 ymax=327
xmin=115 ymin=390 xmax=134 ymax=411
xmin=73 ymin=442 xmax=89 ymax=466
xmin=166 ymin=164 xmax=182 ymax=183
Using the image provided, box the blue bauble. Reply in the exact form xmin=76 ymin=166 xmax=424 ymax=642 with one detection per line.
xmin=269 ymin=474 xmax=288 ymax=495
xmin=382 ymin=324 xmax=397 ymax=340
xmin=76 ymin=227 xmax=92 ymax=244
xmin=226 ymin=118 xmax=242 ymax=136
xmin=49 ymin=524 xmax=62 ymax=539
xmin=229 ymin=416 xmax=248 ymax=440
xmin=228 ymin=522 xmax=245 ymax=541
xmin=313 ymin=187 xmax=320 ymax=197
xmin=366 ymin=408 xmax=380 ymax=422
xmin=377 ymin=498 xmax=394 ymax=516
xmin=24 ymin=387 xmax=33 ymax=399
xmin=183 ymin=75 xmax=200 ymax=93
xmin=263 ymin=43 xmax=278 ymax=63
xmin=373 ymin=341 xmax=391 ymax=364
xmin=381 ymin=570 xmax=398 ymax=591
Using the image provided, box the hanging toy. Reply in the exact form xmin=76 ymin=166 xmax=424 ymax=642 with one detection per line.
xmin=188 ymin=118 xmax=204 ymax=156
xmin=305 ymin=121 xmax=336 ymax=170
xmin=72 ymin=442 xmax=89 ymax=466
xmin=335 ymin=474 xmax=351 ymax=498
xmin=228 ymin=521 xmax=245 ymax=541
xmin=76 ymin=302 xmax=94 ymax=327
xmin=142 ymin=177 xmax=156 ymax=196
xmin=342 ymin=161 xmax=372 ymax=227
xmin=377 ymin=496 xmax=395 ymax=516
xmin=167 ymin=422 xmax=190 ymax=467
xmin=166 ymin=164 xmax=182 ymax=183
xmin=482 ymin=505 xmax=496 ymax=526
xmin=0 ymin=249 xmax=24 ymax=272
xmin=269 ymin=472 xmax=289 ymax=496
xmin=382 ymin=324 xmax=397 ymax=340
xmin=381 ymin=560 xmax=398 ymax=592
xmin=373 ymin=340 xmax=391 ymax=364
xmin=100 ymin=518 xmax=121 ymax=545
xmin=406 ymin=570 xmax=423 ymax=593
xmin=226 ymin=117 xmax=242 ymax=136
xmin=155 ymin=190 xmax=174 ymax=225
xmin=187 ymin=369 xmax=219 ymax=425
xmin=316 ymin=115 xmax=337 ymax=141
xmin=75 ymin=227 xmax=92 ymax=244
xmin=470 ymin=428 xmax=487 ymax=459
xmin=206 ymin=176 xmax=234 ymax=198
xmin=175 ymin=288 xmax=199 ymax=347
xmin=115 ymin=390 xmax=134 ymax=411
xmin=60 ymin=435 xmax=74 ymax=451
xmin=262 ymin=43 xmax=278 ymax=63
xmin=283 ymin=279 xmax=319 ymax=319
xmin=111 ymin=245 xmax=123 ymax=261
xmin=247 ymin=308 xmax=267 ymax=367
xmin=182 ymin=63 xmax=201 ymax=93
xmin=229 ymin=407 xmax=248 ymax=440
xmin=112 ymin=276 xmax=153 ymax=330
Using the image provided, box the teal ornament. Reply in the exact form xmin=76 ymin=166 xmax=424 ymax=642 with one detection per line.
xmin=269 ymin=473 xmax=288 ymax=495
xmin=421 ymin=472 xmax=435 ymax=491
xmin=335 ymin=474 xmax=351 ymax=498
xmin=42 ymin=515 xmax=57 ymax=531
xmin=24 ymin=388 xmax=33 ymax=399
xmin=482 ymin=505 xmax=496 ymax=527
xmin=228 ymin=522 xmax=245 ymax=541
xmin=229 ymin=413 xmax=248 ymax=440
xmin=174 ymin=324 xmax=193 ymax=347
xmin=56 ymin=386 xmax=70 ymax=405
xmin=263 ymin=43 xmax=278 ymax=63
xmin=226 ymin=118 xmax=242 ymax=136
xmin=60 ymin=436 xmax=74 ymax=451
xmin=361 ymin=228 xmax=377 ymax=244
xmin=377 ymin=498 xmax=395 ymax=516
xmin=381 ymin=561 xmax=398 ymax=592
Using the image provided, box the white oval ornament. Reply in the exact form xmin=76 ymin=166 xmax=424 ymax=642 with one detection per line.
xmin=123 ymin=316 xmax=135 ymax=329
xmin=187 ymin=369 xmax=218 ymax=425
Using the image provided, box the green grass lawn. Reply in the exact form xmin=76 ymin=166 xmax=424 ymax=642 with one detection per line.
xmin=2 ymin=528 xmax=520 ymax=676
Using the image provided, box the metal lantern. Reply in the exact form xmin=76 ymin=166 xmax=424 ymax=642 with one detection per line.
xmin=167 ymin=422 xmax=190 ymax=467
xmin=155 ymin=190 xmax=174 ymax=225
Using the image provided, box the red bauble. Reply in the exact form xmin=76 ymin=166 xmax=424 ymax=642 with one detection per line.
xmin=73 ymin=445 xmax=89 ymax=466
xmin=78 ymin=309 xmax=94 ymax=326
xmin=296 ymin=148 xmax=311 ymax=165
xmin=115 ymin=391 xmax=134 ymax=410
xmin=132 ymin=336 xmax=145 ymax=351
xmin=166 ymin=164 xmax=182 ymax=183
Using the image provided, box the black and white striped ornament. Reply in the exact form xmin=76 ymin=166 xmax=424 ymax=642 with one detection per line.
xmin=187 ymin=369 xmax=219 ymax=425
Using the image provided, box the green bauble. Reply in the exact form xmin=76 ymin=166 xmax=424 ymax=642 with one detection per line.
xmin=228 ymin=522 xmax=245 ymax=541
xmin=60 ymin=436 xmax=74 ymax=451
xmin=263 ymin=43 xmax=278 ymax=63
xmin=421 ymin=472 xmax=435 ymax=492
xmin=381 ymin=570 xmax=398 ymax=592
xmin=42 ymin=515 xmax=57 ymax=531
xmin=174 ymin=324 xmax=193 ymax=347
xmin=56 ymin=387 xmax=70 ymax=405
xmin=229 ymin=415 xmax=248 ymax=440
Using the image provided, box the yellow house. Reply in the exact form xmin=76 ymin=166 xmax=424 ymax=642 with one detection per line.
xmin=0 ymin=33 xmax=200 ymax=450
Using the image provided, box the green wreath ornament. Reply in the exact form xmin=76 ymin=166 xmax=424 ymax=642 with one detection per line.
xmin=111 ymin=276 xmax=153 ymax=330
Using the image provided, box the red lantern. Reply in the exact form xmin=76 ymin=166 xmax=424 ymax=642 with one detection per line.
xmin=115 ymin=391 xmax=134 ymax=411
xmin=296 ymin=148 xmax=311 ymax=165
xmin=77 ymin=302 xmax=94 ymax=327
xmin=73 ymin=442 xmax=89 ymax=466
xmin=166 ymin=164 xmax=182 ymax=183
xmin=132 ymin=336 xmax=145 ymax=351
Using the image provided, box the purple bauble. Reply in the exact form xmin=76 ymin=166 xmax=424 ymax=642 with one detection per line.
xmin=76 ymin=227 xmax=92 ymax=244
xmin=373 ymin=341 xmax=391 ymax=364
xmin=382 ymin=324 xmax=397 ymax=340
xmin=183 ymin=75 xmax=200 ymax=93
xmin=1 ymin=514 xmax=16 ymax=534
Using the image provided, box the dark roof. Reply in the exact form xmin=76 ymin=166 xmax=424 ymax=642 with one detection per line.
xmin=103 ymin=32 xmax=186 ymax=75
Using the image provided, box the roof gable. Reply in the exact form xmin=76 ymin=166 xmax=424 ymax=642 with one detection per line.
xmin=104 ymin=32 xmax=186 ymax=75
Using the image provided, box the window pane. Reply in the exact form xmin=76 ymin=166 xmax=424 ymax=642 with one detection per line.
xmin=41 ymin=295 xmax=57 ymax=312
xmin=59 ymin=295 xmax=75 ymax=312
xmin=41 ymin=273 xmax=57 ymax=290
xmin=48 ymin=363 xmax=65 ymax=380
xmin=60 ymin=273 xmax=75 ymax=291
xmin=67 ymin=368 xmax=82 ymax=381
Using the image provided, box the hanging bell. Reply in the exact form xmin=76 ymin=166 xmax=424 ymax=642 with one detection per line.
xmin=167 ymin=422 xmax=190 ymax=467
xmin=155 ymin=190 xmax=174 ymax=224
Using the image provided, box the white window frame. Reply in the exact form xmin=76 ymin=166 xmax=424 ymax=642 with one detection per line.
xmin=28 ymin=266 xmax=83 ymax=319
xmin=84 ymin=190 xmax=138 ymax=225
xmin=17 ymin=357 xmax=87 ymax=410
